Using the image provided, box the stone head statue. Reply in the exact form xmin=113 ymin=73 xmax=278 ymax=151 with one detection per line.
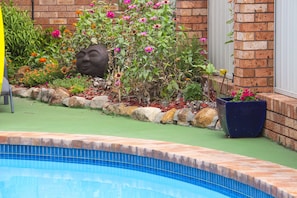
xmin=76 ymin=44 xmax=109 ymax=77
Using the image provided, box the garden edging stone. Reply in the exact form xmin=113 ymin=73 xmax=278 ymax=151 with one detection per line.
xmin=11 ymin=86 xmax=221 ymax=130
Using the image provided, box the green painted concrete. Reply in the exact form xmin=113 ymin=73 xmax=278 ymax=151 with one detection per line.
xmin=1 ymin=97 xmax=297 ymax=169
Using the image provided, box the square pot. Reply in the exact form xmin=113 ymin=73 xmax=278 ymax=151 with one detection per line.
xmin=216 ymin=97 xmax=267 ymax=138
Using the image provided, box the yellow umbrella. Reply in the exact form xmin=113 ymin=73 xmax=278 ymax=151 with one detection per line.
xmin=0 ymin=7 xmax=5 ymax=92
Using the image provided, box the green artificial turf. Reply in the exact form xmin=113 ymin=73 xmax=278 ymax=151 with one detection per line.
xmin=1 ymin=97 xmax=297 ymax=169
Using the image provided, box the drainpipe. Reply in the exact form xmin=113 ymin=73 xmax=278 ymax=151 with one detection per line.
xmin=31 ymin=0 xmax=34 ymax=20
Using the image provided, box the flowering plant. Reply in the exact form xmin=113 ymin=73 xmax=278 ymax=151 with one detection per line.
xmin=231 ymin=88 xmax=257 ymax=102
xmin=68 ymin=0 xmax=208 ymax=102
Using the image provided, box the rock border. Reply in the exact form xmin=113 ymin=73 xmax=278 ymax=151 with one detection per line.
xmin=12 ymin=86 xmax=221 ymax=130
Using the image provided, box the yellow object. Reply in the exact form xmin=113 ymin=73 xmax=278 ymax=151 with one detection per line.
xmin=0 ymin=7 xmax=5 ymax=92
xmin=219 ymin=69 xmax=227 ymax=76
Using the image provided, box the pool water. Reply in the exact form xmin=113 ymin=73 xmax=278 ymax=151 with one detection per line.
xmin=0 ymin=159 xmax=229 ymax=198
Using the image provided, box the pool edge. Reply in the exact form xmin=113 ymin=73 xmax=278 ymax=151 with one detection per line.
xmin=0 ymin=131 xmax=296 ymax=197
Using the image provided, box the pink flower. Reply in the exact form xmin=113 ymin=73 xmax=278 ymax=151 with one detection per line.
xmin=123 ymin=0 xmax=131 ymax=4
xmin=115 ymin=79 xmax=121 ymax=87
xmin=139 ymin=18 xmax=147 ymax=23
xmin=140 ymin=32 xmax=147 ymax=36
xmin=150 ymin=16 xmax=158 ymax=21
xmin=89 ymin=3 xmax=94 ymax=7
xmin=153 ymin=2 xmax=162 ymax=9
xmin=162 ymin=0 xmax=170 ymax=4
xmin=128 ymin=5 xmax=137 ymax=9
xmin=146 ymin=1 xmax=153 ymax=6
xmin=199 ymin=37 xmax=207 ymax=43
xmin=106 ymin=11 xmax=115 ymax=18
xmin=123 ymin=15 xmax=131 ymax=20
xmin=200 ymin=50 xmax=206 ymax=55
xmin=231 ymin=91 xmax=236 ymax=97
xmin=114 ymin=47 xmax=121 ymax=53
xmin=144 ymin=46 xmax=153 ymax=53
xmin=51 ymin=30 xmax=61 ymax=38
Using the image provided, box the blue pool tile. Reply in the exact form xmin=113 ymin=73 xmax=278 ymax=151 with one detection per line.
xmin=0 ymin=144 xmax=274 ymax=198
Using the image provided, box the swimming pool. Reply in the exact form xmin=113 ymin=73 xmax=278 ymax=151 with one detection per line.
xmin=1 ymin=158 xmax=230 ymax=198
xmin=0 ymin=132 xmax=296 ymax=197
xmin=0 ymin=145 xmax=270 ymax=197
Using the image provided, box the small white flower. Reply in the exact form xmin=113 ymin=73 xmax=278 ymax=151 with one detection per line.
xmin=91 ymin=37 xmax=98 ymax=44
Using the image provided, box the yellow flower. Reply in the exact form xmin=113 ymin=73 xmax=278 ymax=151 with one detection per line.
xmin=219 ymin=69 xmax=227 ymax=76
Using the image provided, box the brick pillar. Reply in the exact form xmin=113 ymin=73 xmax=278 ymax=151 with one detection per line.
xmin=176 ymin=0 xmax=208 ymax=39
xmin=233 ymin=0 xmax=274 ymax=93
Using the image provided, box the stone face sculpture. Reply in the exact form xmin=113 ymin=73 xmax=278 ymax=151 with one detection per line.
xmin=76 ymin=44 xmax=109 ymax=77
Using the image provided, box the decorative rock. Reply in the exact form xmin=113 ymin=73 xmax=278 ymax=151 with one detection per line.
xmin=153 ymin=112 xmax=165 ymax=123
xmin=40 ymin=88 xmax=55 ymax=103
xmin=11 ymin=86 xmax=28 ymax=97
xmin=49 ymin=88 xmax=70 ymax=105
xmin=121 ymin=106 xmax=139 ymax=116
xmin=192 ymin=107 xmax=218 ymax=128
xmin=30 ymin=87 xmax=41 ymax=100
xmin=161 ymin=108 xmax=177 ymax=124
xmin=90 ymin=95 xmax=109 ymax=109
xmin=19 ymin=87 xmax=34 ymax=98
xmin=174 ymin=108 xmax=194 ymax=126
xmin=102 ymin=103 xmax=122 ymax=115
xmin=131 ymin=107 xmax=162 ymax=122
xmin=68 ymin=96 xmax=87 ymax=108
xmin=62 ymin=97 xmax=70 ymax=107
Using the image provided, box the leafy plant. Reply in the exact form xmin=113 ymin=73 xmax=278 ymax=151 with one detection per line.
xmin=183 ymin=82 xmax=203 ymax=101
xmin=1 ymin=1 xmax=43 ymax=69
xmin=49 ymin=74 xmax=91 ymax=94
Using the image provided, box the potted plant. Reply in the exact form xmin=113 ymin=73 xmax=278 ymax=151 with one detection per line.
xmin=216 ymin=88 xmax=267 ymax=138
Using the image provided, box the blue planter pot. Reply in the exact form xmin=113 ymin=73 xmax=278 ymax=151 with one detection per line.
xmin=216 ymin=97 xmax=267 ymax=138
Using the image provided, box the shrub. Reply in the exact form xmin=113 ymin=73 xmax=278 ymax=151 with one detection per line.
xmin=1 ymin=1 xmax=43 ymax=70
xmin=68 ymin=0 xmax=208 ymax=102
xmin=182 ymin=82 xmax=203 ymax=101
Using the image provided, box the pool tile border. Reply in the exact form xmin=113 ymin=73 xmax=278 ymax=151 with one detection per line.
xmin=0 ymin=131 xmax=296 ymax=198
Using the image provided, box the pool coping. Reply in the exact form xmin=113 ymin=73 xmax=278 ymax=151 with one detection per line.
xmin=0 ymin=131 xmax=296 ymax=197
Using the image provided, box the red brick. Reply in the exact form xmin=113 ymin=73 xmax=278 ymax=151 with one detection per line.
xmin=40 ymin=0 xmax=57 ymax=5
xmin=57 ymin=0 xmax=74 ymax=5
xmin=255 ymin=50 xmax=273 ymax=59
xmin=49 ymin=18 xmax=67 ymax=25
xmin=49 ymin=6 xmax=67 ymax=11
xmin=177 ymin=1 xmax=207 ymax=9
xmin=58 ymin=12 xmax=76 ymax=18
xmin=238 ymin=4 xmax=268 ymax=13
xmin=255 ymin=68 xmax=273 ymax=77
xmin=75 ymin=0 xmax=93 ymax=5
xmin=255 ymin=13 xmax=274 ymax=22
xmin=234 ymin=68 xmax=255 ymax=77
xmin=192 ymin=8 xmax=207 ymax=16
xmin=236 ymin=23 xmax=268 ymax=32
xmin=176 ymin=9 xmax=192 ymax=16
xmin=192 ymin=24 xmax=207 ymax=31
xmin=39 ymin=12 xmax=58 ymax=18
xmin=179 ymin=16 xmax=204 ymax=24
xmin=255 ymin=32 xmax=274 ymax=40
xmin=234 ymin=50 xmax=255 ymax=59
xmin=236 ymin=59 xmax=268 ymax=67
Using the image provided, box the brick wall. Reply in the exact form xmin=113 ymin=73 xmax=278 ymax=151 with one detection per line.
xmin=175 ymin=0 xmax=208 ymax=38
xmin=233 ymin=0 xmax=274 ymax=93
xmin=9 ymin=0 xmax=208 ymax=36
